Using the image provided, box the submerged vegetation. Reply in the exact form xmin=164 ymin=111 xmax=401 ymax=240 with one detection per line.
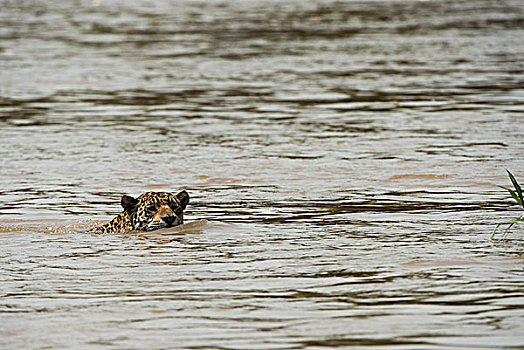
xmin=491 ymin=169 xmax=524 ymax=241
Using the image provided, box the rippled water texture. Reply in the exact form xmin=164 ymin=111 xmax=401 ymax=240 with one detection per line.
xmin=1 ymin=0 xmax=524 ymax=349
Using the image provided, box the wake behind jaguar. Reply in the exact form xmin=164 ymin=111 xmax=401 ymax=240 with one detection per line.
xmin=89 ymin=191 xmax=189 ymax=234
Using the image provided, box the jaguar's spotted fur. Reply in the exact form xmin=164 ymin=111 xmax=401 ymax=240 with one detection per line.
xmin=89 ymin=191 xmax=189 ymax=234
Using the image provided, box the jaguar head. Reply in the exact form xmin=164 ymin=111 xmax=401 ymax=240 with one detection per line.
xmin=121 ymin=191 xmax=190 ymax=231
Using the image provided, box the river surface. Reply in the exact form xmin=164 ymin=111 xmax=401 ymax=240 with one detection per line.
xmin=1 ymin=0 xmax=524 ymax=349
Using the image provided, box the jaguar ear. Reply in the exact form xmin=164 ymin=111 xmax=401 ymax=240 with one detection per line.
xmin=121 ymin=195 xmax=139 ymax=215
xmin=176 ymin=190 xmax=189 ymax=210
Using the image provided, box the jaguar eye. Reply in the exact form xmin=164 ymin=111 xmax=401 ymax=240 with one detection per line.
xmin=147 ymin=205 xmax=157 ymax=213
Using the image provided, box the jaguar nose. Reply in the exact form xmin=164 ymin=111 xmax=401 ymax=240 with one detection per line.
xmin=161 ymin=215 xmax=176 ymax=226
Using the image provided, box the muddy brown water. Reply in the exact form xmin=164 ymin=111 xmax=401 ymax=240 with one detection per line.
xmin=1 ymin=0 xmax=524 ymax=349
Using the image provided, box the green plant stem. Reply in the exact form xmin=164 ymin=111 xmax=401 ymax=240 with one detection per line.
xmin=501 ymin=213 xmax=524 ymax=241
xmin=492 ymin=170 xmax=523 ymax=241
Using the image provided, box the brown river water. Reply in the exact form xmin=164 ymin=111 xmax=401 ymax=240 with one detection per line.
xmin=1 ymin=0 xmax=524 ymax=349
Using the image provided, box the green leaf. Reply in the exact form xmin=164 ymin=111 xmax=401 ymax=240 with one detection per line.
xmin=505 ymin=169 xmax=524 ymax=208
xmin=497 ymin=185 xmax=523 ymax=206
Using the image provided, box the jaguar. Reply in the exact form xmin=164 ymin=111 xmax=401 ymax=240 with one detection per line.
xmin=89 ymin=191 xmax=189 ymax=234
